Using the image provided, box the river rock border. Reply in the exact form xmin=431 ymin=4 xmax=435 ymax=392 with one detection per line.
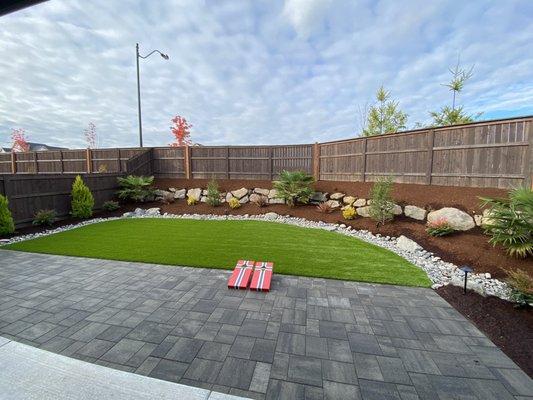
xmin=0 ymin=207 xmax=511 ymax=301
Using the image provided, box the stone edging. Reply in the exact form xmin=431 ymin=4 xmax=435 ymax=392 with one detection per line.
xmin=0 ymin=208 xmax=511 ymax=301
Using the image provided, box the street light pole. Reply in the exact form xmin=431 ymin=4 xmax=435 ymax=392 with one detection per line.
xmin=136 ymin=43 xmax=143 ymax=147
xmin=135 ymin=43 xmax=169 ymax=148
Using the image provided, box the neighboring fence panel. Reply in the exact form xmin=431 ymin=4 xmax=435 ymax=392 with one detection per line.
xmin=0 ymin=173 xmax=122 ymax=225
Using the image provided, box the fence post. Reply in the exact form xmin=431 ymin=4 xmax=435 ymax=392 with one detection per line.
xmin=523 ymin=120 xmax=533 ymax=190
xmin=184 ymin=145 xmax=191 ymax=179
xmin=361 ymin=138 xmax=367 ymax=182
xmin=426 ymin=130 xmax=435 ymax=185
xmin=313 ymin=142 xmax=320 ymax=181
xmin=86 ymin=148 xmax=92 ymax=173
xmin=11 ymin=152 xmax=16 ymax=174
xmin=226 ymin=147 xmax=230 ymax=179
xmin=270 ymin=147 xmax=274 ymax=180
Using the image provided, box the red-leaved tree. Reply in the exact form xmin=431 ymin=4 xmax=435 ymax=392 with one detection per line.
xmin=169 ymin=115 xmax=192 ymax=147
xmin=11 ymin=128 xmax=30 ymax=152
xmin=84 ymin=122 xmax=97 ymax=148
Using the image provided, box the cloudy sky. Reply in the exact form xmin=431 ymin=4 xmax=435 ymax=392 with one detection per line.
xmin=1 ymin=0 xmax=532 ymax=149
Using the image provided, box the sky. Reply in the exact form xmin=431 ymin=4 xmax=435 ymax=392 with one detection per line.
xmin=1 ymin=0 xmax=532 ymax=149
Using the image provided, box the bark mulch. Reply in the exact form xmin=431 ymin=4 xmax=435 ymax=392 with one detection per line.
xmin=438 ymin=285 xmax=533 ymax=378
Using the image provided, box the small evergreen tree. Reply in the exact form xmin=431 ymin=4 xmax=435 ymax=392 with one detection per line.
xmin=0 ymin=195 xmax=15 ymax=235
xmin=369 ymin=177 xmax=395 ymax=226
xmin=71 ymin=175 xmax=94 ymax=218
xmin=206 ymin=179 xmax=221 ymax=207
xmin=363 ymin=86 xmax=407 ymax=136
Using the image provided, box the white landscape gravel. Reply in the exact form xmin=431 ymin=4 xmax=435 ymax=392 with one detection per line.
xmin=0 ymin=207 xmax=512 ymax=301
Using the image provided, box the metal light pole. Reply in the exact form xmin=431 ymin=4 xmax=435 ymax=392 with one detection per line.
xmin=136 ymin=43 xmax=169 ymax=147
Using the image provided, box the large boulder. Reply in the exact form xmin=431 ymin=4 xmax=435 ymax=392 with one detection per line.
xmin=173 ymin=188 xmax=186 ymax=199
xmin=187 ymin=188 xmax=202 ymax=201
xmin=310 ymin=192 xmax=328 ymax=203
xmin=392 ymin=204 xmax=403 ymax=215
xmin=225 ymin=192 xmax=235 ymax=203
xmin=396 ymin=235 xmax=422 ymax=253
xmin=343 ymin=196 xmax=356 ymax=205
xmin=239 ymin=195 xmax=249 ymax=204
xmin=325 ymin=200 xmax=341 ymax=209
xmin=427 ymin=207 xmax=475 ymax=231
xmin=356 ymin=206 xmax=371 ymax=217
xmin=330 ymin=192 xmax=345 ymax=200
xmin=249 ymin=193 xmax=264 ymax=204
xmin=253 ymin=188 xmax=270 ymax=196
xmin=353 ymin=198 xmax=366 ymax=207
xmin=404 ymin=205 xmax=426 ymax=221
xmin=231 ymin=188 xmax=249 ymax=199
xmin=268 ymin=189 xmax=279 ymax=199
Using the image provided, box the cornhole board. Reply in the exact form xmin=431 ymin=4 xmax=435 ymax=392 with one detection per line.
xmin=250 ymin=261 xmax=274 ymax=292
xmin=227 ymin=260 xmax=254 ymax=289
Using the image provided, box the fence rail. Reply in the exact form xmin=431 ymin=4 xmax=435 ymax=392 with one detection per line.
xmin=0 ymin=116 xmax=531 ymax=190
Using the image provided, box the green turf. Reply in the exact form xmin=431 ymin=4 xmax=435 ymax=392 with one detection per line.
xmin=4 ymin=218 xmax=431 ymax=287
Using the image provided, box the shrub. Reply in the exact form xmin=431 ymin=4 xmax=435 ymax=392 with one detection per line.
xmin=251 ymin=195 xmax=268 ymax=207
xmin=480 ymin=187 xmax=533 ymax=258
xmin=71 ymin=175 xmax=94 ymax=218
xmin=187 ymin=195 xmax=198 ymax=206
xmin=206 ymin=179 xmax=221 ymax=207
xmin=426 ymin=217 xmax=455 ymax=237
xmin=316 ymin=202 xmax=334 ymax=213
xmin=273 ymin=170 xmax=315 ymax=207
xmin=506 ymin=269 xmax=533 ymax=307
xmin=369 ymin=177 xmax=395 ymax=226
xmin=228 ymin=197 xmax=241 ymax=209
xmin=0 ymin=195 xmax=15 ymax=235
xmin=116 ymin=175 xmax=155 ymax=203
xmin=33 ymin=209 xmax=56 ymax=226
xmin=102 ymin=200 xmax=120 ymax=211
xmin=342 ymin=206 xmax=357 ymax=220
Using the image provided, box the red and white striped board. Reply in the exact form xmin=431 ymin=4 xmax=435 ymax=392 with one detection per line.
xmin=227 ymin=260 xmax=255 ymax=289
xmin=249 ymin=261 xmax=274 ymax=292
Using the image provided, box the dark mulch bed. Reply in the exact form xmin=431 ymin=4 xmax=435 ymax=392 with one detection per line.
xmin=438 ymin=285 xmax=533 ymax=377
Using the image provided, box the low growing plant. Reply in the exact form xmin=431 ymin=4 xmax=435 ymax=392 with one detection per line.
xmin=506 ymin=269 xmax=533 ymax=307
xmin=71 ymin=175 xmax=94 ymax=218
xmin=102 ymin=200 xmax=120 ymax=211
xmin=369 ymin=177 xmax=395 ymax=226
xmin=316 ymin=202 xmax=334 ymax=214
xmin=480 ymin=187 xmax=533 ymax=258
xmin=426 ymin=217 xmax=455 ymax=237
xmin=33 ymin=209 xmax=56 ymax=226
xmin=187 ymin=195 xmax=198 ymax=206
xmin=116 ymin=175 xmax=155 ymax=203
xmin=206 ymin=179 xmax=221 ymax=207
xmin=228 ymin=197 xmax=241 ymax=209
xmin=0 ymin=195 xmax=15 ymax=235
xmin=342 ymin=206 xmax=356 ymax=220
xmin=273 ymin=170 xmax=315 ymax=207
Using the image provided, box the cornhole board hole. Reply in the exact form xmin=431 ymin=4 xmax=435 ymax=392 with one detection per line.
xmin=228 ymin=260 xmax=254 ymax=289
xmin=250 ymin=261 xmax=274 ymax=292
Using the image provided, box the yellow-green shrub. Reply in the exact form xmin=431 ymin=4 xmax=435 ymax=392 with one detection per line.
xmin=0 ymin=195 xmax=15 ymax=235
xmin=228 ymin=197 xmax=241 ymax=209
xmin=187 ymin=195 xmax=198 ymax=206
xmin=342 ymin=206 xmax=356 ymax=220
xmin=71 ymin=175 xmax=94 ymax=218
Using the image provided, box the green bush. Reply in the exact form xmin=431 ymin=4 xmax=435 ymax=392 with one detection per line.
xmin=506 ymin=269 xmax=533 ymax=307
xmin=206 ymin=179 xmax=221 ymax=207
xmin=71 ymin=175 xmax=94 ymax=218
xmin=369 ymin=177 xmax=395 ymax=226
xmin=116 ymin=175 xmax=155 ymax=203
xmin=273 ymin=170 xmax=315 ymax=206
xmin=33 ymin=209 xmax=56 ymax=226
xmin=480 ymin=187 xmax=533 ymax=258
xmin=0 ymin=195 xmax=15 ymax=235
xmin=102 ymin=200 xmax=120 ymax=211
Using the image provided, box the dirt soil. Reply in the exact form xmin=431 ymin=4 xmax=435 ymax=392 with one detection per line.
xmin=438 ymin=285 xmax=533 ymax=378
xmin=155 ymin=179 xmax=532 ymax=280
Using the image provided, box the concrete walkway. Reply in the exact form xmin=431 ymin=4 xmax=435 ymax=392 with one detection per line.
xmin=0 ymin=250 xmax=532 ymax=399
xmin=0 ymin=337 xmax=247 ymax=399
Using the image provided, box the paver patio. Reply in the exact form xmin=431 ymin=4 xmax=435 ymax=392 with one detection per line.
xmin=0 ymin=249 xmax=532 ymax=399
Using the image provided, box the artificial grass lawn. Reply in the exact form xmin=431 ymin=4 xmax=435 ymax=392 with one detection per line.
xmin=5 ymin=218 xmax=431 ymax=287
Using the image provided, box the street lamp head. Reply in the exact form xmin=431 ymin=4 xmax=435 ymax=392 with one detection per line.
xmin=161 ymin=53 xmax=169 ymax=60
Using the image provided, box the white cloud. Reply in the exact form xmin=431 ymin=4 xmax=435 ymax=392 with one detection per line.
xmin=0 ymin=0 xmax=532 ymax=149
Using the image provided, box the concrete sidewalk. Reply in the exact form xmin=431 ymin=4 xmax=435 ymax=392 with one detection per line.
xmin=0 ymin=337 xmax=248 ymax=400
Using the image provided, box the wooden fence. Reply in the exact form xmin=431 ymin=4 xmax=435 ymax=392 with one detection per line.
xmin=0 ymin=116 xmax=531 ymax=190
